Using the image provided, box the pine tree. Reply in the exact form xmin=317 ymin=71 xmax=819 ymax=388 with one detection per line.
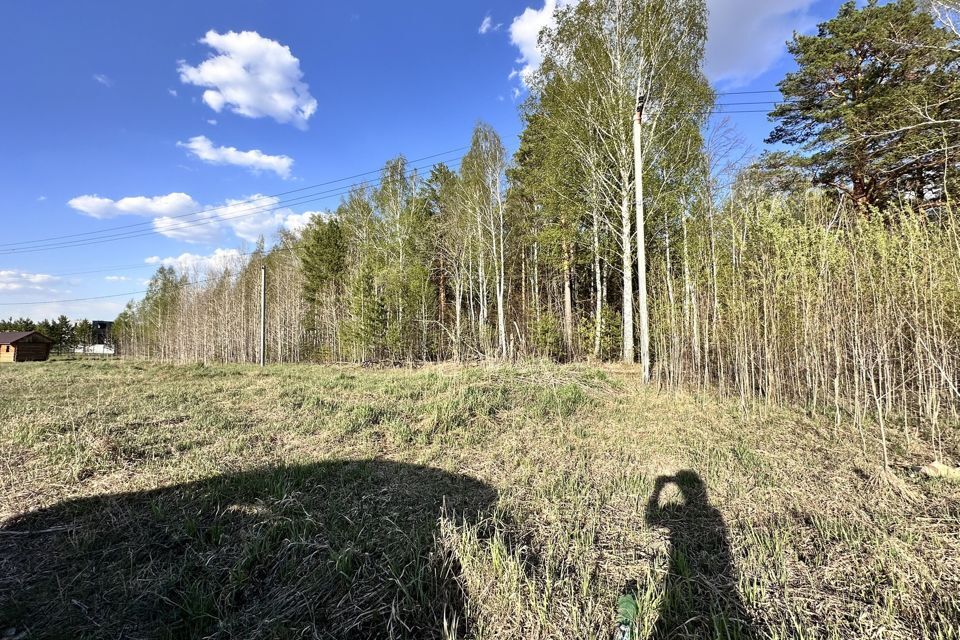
xmin=768 ymin=0 xmax=960 ymax=209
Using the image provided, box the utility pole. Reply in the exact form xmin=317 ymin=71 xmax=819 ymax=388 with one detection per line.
xmin=634 ymin=87 xmax=651 ymax=382
xmin=259 ymin=263 xmax=266 ymax=367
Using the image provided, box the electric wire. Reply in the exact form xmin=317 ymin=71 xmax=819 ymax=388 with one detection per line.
xmin=0 ymin=147 xmax=467 ymax=250
xmin=0 ymin=154 xmax=466 ymax=255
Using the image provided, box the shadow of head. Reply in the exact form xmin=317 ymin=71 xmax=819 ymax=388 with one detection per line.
xmin=1 ymin=460 xmax=497 ymax=639
xmin=642 ymin=469 xmax=755 ymax=638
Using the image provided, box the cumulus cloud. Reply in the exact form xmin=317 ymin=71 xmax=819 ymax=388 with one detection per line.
xmin=509 ymin=0 xmax=578 ymax=86
xmin=150 ymin=194 xmax=299 ymax=244
xmin=214 ymin=195 xmax=288 ymax=242
xmin=93 ymin=73 xmax=113 ymax=87
xmin=145 ymin=248 xmax=245 ymax=274
xmin=68 ymin=190 xmax=315 ymax=244
xmin=283 ymin=210 xmax=327 ymax=233
xmin=0 ymin=270 xmax=59 ymax=292
xmin=68 ymin=192 xmax=200 ymax=219
xmin=152 ymin=211 xmax=221 ymax=244
xmin=507 ymin=0 xmax=817 ymax=89
xmin=104 ymin=275 xmax=131 ymax=282
xmin=178 ymin=135 xmax=294 ymax=179
xmin=177 ymin=30 xmax=317 ymax=129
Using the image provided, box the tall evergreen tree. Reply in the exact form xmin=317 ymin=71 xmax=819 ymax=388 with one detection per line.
xmin=768 ymin=0 xmax=960 ymax=209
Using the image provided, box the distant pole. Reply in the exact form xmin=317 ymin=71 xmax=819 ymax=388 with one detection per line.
xmin=259 ymin=263 xmax=266 ymax=367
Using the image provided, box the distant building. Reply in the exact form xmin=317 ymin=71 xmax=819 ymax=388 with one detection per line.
xmin=92 ymin=320 xmax=113 ymax=345
xmin=74 ymin=344 xmax=115 ymax=355
xmin=0 ymin=331 xmax=53 ymax=362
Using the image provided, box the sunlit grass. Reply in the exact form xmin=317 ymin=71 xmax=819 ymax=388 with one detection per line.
xmin=0 ymin=359 xmax=957 ymax=639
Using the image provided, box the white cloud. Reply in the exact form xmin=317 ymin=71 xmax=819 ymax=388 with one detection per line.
xmin=37 ymin=195 xmax=46 ymax=202
xmin=178 ymin=30 xmax=317 ymax=129
xmin=146 ymin=248 xmax=245 ymax=274
xmin=104 ymin=275 xmax=130 ymax=282
xmin=217 ymin=195 xmax=288 ymax=242
xmin=177 ymin=135 xmax=294 ymax=179
xmin=168 ymin=88 xmax=178 ymax=97
xmin=509 ymin=0 xmax=578 ymax=87
xmin=152 ymin=211 xmax=221 ymax=244
xmin=68 ymin=192 xmax=200 ymax=219
xmin=507 ymin=0 xmax=817 ymax=90
xmin=150 ymin=194 xmax=298 ymax=244
xmin=93 ymin=73 xmax=113 ymax=87
xmin=479 ymin=15 xmax=501 ymax=35
xmin=0 ymin=270 xmax=59 ymax=292
xmin=283 ymin=210 xmax=326 ymax=233
xmin=68 ymin=190 xmax=305 ymax=244
xmin=207 ymin=119 xmax=217 ymax=125
xmin=705 ymin=0 xmax=817 ymax=86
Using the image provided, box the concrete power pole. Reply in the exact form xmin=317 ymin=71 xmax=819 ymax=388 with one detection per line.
xmin=259 ymin=263 xmax=266 ymax=367
xmin=634 ymin=90 xmax=651 ymax=382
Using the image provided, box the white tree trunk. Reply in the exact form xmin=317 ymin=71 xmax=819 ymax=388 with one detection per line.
xmin=634 ymin=96 xmax=651 ymax=380
xmin=621 ymin=173 xmax=635 ymax=363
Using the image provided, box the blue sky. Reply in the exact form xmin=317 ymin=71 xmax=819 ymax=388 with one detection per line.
xmin=0 ymin=0 xmax=845 ymax=321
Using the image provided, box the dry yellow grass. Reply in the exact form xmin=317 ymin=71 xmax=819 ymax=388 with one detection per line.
xmin=1 ymin=359 xmax=958 ymax=639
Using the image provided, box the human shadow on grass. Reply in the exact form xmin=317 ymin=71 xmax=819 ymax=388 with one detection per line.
xmin=0 ymin=460 xmax=497 ymax=639
xmin=638 ymin=470 xmax=755 ymax=639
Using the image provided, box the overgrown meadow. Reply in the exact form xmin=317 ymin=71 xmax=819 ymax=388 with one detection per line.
xmin=2 ymin=359 xmax=957 ymax=639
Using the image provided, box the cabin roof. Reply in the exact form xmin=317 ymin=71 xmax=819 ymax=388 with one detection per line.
xmin=0 ymin=331 xmax=53 ymax=344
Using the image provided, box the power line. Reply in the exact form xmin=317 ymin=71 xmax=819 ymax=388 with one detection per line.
xmin=0 ymin=147 xmax=467 ymax=250
xmin=708 ymin=109 xmax=771 ymax=114
xmin=6 ymin=98 xmax=779 ymax=255
xmin=0 ymin=154 xmax=466 ymax=256
xmin=715 ymin=101 xmax=782 ymax=106
xmin=0 ymin=157 xmax=468 ymax=304
xmin=43 ymin=246 xmax=290 ymax=278
xmin=1 ymin=244 xmax=313 ymax=307
xmin=714 ymin=89 xmax=781 ymax=95
xmin=0 ymin=274 xmax=224 ymax=307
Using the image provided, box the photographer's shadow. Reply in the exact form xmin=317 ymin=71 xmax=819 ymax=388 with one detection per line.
xmin=1 ymin=460 xmax=497 ymax=639
xmin=642 ymin=470 xmax=755 ymax=639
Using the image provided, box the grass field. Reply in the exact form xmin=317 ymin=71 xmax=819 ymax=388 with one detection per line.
xmin=1 ymin=359 xmax=958 ymax=639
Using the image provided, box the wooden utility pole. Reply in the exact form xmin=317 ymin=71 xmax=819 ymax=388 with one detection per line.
xmin=634 ymin=89 xmax=651 ymax=382
xmin=259 ymin=263 xmax=266 ymax=367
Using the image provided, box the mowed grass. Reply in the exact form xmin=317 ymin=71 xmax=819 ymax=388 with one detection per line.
xmin=0 ymin=359 xmax=958 ymax=639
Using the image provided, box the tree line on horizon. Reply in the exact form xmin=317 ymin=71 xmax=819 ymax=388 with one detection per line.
xmin=113 ymin=0 xmax=960 ymax=462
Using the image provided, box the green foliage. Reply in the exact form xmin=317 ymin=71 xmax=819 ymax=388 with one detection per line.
xmin=531 ymin=314 xmax=565 ymax=360
xmin=0 ymin=317 xmax=36 ymax=332
xmin=768 ymin=0 xmax=960 ymax=208
xmin=299 ymin=215 xmax=345 ymax=304
xmin=577 ymin=306 xmax=623 ymax=361
xmin=74 ymin=319 xmax=93 ymax=347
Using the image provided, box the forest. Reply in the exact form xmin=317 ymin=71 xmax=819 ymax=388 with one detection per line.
xmin=113 ymin=0 xmax=960 ymax=462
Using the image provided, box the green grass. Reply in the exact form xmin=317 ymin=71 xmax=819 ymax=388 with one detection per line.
xmin=0 ymin=359 xmax=958 ymax=639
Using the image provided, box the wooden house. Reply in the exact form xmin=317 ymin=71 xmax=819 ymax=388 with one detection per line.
xmin=0 ymin=331 xmax=53 ymax=362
